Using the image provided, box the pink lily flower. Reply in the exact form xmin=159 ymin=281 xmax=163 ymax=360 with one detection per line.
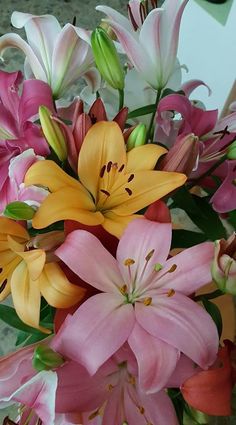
xmin=54 ymin=218 xmax=218 ymax=393
xmin=0 ymin=12 xmax=98 ymax=99
xmin=0 ymin=70 xmax=53 ymax=192
xmin=0 ymin=149 xmax=48 ymax=213
xmin=96 ymin=0 xmax=188 ymax=90
xmin=211 ymin=160 xmax=236 ymax=213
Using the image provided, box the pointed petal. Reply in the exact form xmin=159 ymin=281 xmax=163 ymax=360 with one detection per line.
xmin=16 ymin=248 xmax=46 ymax=281
xmin=117 ymin=219 xmax=172 ymax=291
xmin=102 ymin=211 xmax=139 ymax=238
xmin=32 ymin=188 xmax=102 ymax=229
xmin=52 ymin=293 xmax=135 ymax=375
xmin=0 ymin=33 xmax=46 ymax=81
xmin=24 ymin=160 xmax=82 ymax=192
xmin=128 ymin=322 xmax=179 ymax=393
xmin=126 ymin=144 xmax=167 ymax=172
xmin=182 ymin=79 xmax=211 ymax=97
xmin=78 ymin=121 xmax=127 ymax=201
xmin=154 ymin=242 xmax=214 ymax=294
xmin=18 ymin=79 xmax=54 ymax=125
xmin=39 ymin=262 xmax=85 ymax=308
xmin=135 ymin=293 xmax=219 ymax=369
xmin=56 ymin=230 xmax=122 ymax=293
xmin=96 ymin=5 xmax=133 ymax=33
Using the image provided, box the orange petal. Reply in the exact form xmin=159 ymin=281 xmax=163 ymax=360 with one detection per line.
xmin=126 ymin=144 xmax=167 ymax=172
xmin=0 ymin=217 xmax=29 ymax=240
xmin=17 ymin=249 xmax=46 ymax=281
xmin=39 ymin=263 xmax=86 ymax=308
xmin=103 ymin=211 xmax=142 ymax=238
xmin=0 ymin=257 xmax=22 ymax=301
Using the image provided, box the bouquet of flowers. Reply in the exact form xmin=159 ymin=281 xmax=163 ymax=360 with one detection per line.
xmin=0 ymin=0 xmax=235 ymax=424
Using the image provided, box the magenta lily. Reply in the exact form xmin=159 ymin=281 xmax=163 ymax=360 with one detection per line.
xmin=211 ymin=160 xmax=236 ymax=213
xmin=97 ymin=0 xmax=188 ymax=90
xmin=54 ymin=218 xmax=218 ymax=393
xmin=0 ymin=12 xmax=98 ymax=99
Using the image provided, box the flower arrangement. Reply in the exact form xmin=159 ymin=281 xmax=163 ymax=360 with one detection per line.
xmin=0 ymin=0 xmax=235 ymax=424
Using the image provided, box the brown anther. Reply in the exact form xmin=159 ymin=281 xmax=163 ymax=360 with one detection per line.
xmin=143 ymin=297 xmax=152 ymax=306
xmin=125 ymin=187 xmax=132 ymax=196
xmin=0 ymin=279 xmax=7 ymax=294
xmin=168 ymin=264 xmax=177 ymax=273
xmin=100 ymin=164 xmax=106 ymax=178
xmin=100 ymin=189 xmax=110 ymax=197
xmin=119 ymin=284 xmax=128 ymax=295
xmin=127 ymin=4 xmax=139 ymax=31
xmin=0 ymin=268 xmax=2 ymax=273
xmin=88 ymin=410 xmax=100 ymax=420
xmin=124 ymin=258 xmax=135 ymax=266
xmin=108 ymin=383 xmax=114 ymax=391
xmin=129 ymin=375 xmax=136 ymax=386
xmin=138 ymin=406 xmax=145 ymax=415
xmin=167 ymin=289 xmax=175 ymax=297
xmin=128 ymin=174 xmax=134 ymax=183
xmin=107 ymin=161 xmax=112 ymax=172
xmin=145 ymin=249 xmax=155 ymax=262
xmin=118 ymin=163 xmax=125 ymax=172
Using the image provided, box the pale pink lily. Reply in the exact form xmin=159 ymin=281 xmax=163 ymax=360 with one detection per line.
xmin=54 ymin=218 xmax=218 ymax=393
xmin=0 ymin=12 xmax=98 ymax=99
xmin=0 ymin=149 xmax=48 ymax=213
xmin=96 ymin=0 xmax=188 ymax=90
xmin=0 ymin=70 xmax=52 ymax=192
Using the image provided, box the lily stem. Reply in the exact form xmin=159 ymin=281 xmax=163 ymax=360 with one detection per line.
xmin=146 ymin=89 xmax=162 ymax=143
xmin=118 ymin=89 xmax=124 ymax=111
xmin=194 ymin=289 xmax=223 ymax=302
xmin=187 ymin=154 xmax=227 ymax=190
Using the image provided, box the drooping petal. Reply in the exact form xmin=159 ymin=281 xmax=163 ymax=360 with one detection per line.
xmin=78 ymin=121 xmax=127 ymax=201
xmin=154 ymin=241 xmax=214 ymax=294
xmin=128 ymin=322 xmax=179 ymax=393
xmin=102 ymin=211 xmax=139 ymax=239
xmin=96 ymin=5 xmax=133 ymax=33
xmin=15 ymin=248 xmax=46 ymax=280
xmin=0 ymin=217 xmax=29 ymax=240
xmin=39 ymin=262 xmax=86 ymax=308
xmin=126 ymin=144 xmax=167 ymax=172
xmin=52 ymin=293 xmax=135 ymax=375
xmin=117 ymin=219 xmax=172 ymax=291
xmin=181 ymin=79 xmax=211 ymax=97
xmin=135 ymin=292 xmax=218 ymax=369
xmin=55 ymin=230 xmax=122 ymax=293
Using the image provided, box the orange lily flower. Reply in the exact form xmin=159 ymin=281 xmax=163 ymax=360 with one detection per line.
xmin=25 ymin=121 xmax=186 ymax=237
xmin=0 ymin=218 xmax=85 ymax=333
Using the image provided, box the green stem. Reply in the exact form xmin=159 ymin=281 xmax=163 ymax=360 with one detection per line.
xmin=118 ymin=88 xmax=124 ymax=111
xmin=194 ymin=289 xmax=223 ymax=302
xmin=188 ymin=154 xmax=227 ymax=190
xmin=146 ymin=89 xmax=162 ymax=143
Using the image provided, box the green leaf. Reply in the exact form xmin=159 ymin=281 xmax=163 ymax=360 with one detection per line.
xmin=228 ymin=210 xmax=236 ymax=230
xmin=202 ymin=298 xmax=223 ymax=338
xmin=128 ymin=104 xmax=156 ymax=119
xmin=0 ymin=305 xmax=43 ymax=334
xmin=4 ymin=201 xmax=35 ymax=220
xmin=161 ymin=88 xmax=185 ymax=98
xmin=171 ymin=230 xmax=207 ymax=249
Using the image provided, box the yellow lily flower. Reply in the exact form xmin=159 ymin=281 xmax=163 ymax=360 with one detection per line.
xmin=25 ymin=121 xmax=187 ymax=237
xmin=0 ymin=218 xmax=86 ymax=333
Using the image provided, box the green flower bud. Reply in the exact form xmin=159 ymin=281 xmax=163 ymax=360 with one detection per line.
xmin=227 ymin=139 xmax=236 ymax=159
xmin=32 ymin=344 xmax=64 ymax=372
xmin=91 ymin=27 xmax=125 ymax=90
xmin=4 ymin=201 xmax=35 ymax=220
xmin=39 ymin=106 xmax=67 ymax=162
xmin=126 ymin=124 xmax=147 ymax=151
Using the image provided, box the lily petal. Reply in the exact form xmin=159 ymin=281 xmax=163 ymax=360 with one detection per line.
xmin=96 ymin=5 xmax=133 ymax=33
xmin=18 ymin=79 xmax=54 ymax=125
xmin=126 ymin=144 xmax=167 ymax=172
xmin=102 ymin=211 xmax=139 ymax=239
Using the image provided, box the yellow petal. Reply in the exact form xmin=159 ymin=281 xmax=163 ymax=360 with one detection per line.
xmin=0 ymin=257 xmax=22 ymax=301
xmin=0 ymin=217 xmax=29 ymax=240
xmin=103 ymin=211 xmax=142 ymax=238
xmin=39 ymin=263 xmax=86 ymax=308
xmin=78 ymin=121 xmax=127 ymax=201
xmin=24 ymin=160 xmax=81 ymax=192
xmin=7 ymin=235 xmax=25 ymax=253
xmin=10 ymin=261 xmax=50 ymax=334
xmin=32 ymin=188 xmax=104 ymax=229
xmin=17 ymin=249 xmax=46 ymax=281
xmin=126 ymin=144 xmax=167 ymax=172
xmin=108 ymin=170 xmax=187 ymax=216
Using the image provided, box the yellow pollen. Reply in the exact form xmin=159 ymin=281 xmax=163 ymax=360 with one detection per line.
xmin=88 ymin=409 xmax=100 ymax=420
xmin=145 ymin=249 xmax=155 ymax=262
xmin=167 ymin=289 xmax=175 ymax=297
xmin=168 ymin=264 xmax=177 ymax=273
xmin=129 ymin=375 xmax=136 ymax=386
xmin=119 ymin=284 xmax=128 ymax=295
xmin=138 ymin=406 xmax=145 ymax=414
xmin=107 ymin=384 xmax=114 ymax=391
xmin=143 ymin=297 xmax=152 ymax=306
xmin=124 ymin=258 xmax=135 ymax=266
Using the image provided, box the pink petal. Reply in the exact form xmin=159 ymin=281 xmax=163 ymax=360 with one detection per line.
xmin=8 ymin=149 xmax=42 ymax=186
xmin=211 ymin=161 xmax=236 ymax=213
xmin=168 ymin=354 xmax=200 ymax=388
xmin=0 ymin=69 xmax=22 ymax=118
xmin=96 ymin=5 xmax=133 ymax=33
xmin=52 ymin=293 xmax=135 ymax=375
xmin=56 ymin=230 xmax=122 ymax=294
xmin=128 ymin=322 xmax=179 ymax=393
xmin=135 ymin=292 xmax=219 ymax=369
xmin=22 ymin=121 xmax=50 ymax=156
xmin=82 ymin=67 xmax=101 ymax=93
xmin=18 ymin=79 xmax=54 ymax=125
xmin=117 ymin=219 xmax=172 ymax=292
xmin=154 ymin=241 xmax=214 ymax=295
xmin=103 ymin=384 xmax=124 ymax=425
xmin=181 ymin=79 xmax=212 ymax=97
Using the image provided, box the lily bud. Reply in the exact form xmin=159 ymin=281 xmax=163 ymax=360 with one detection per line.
xmin=227 ymin=139 xmax=236 ymax=160
xmin=161 ymin=134 xmax=199 ymax=176
xmin=4 ymin=201 xmax=35 ymax=220
xmin=91 ymin=27 xmax=125 ymax=90
xmin=39 ymin=106 xmax=67 ymax=161
xmin=211 ymin=234 xmax=236 ymax=295
xmin=32 ymin=344 xmax=64 ymax=372
xmin=126 ymin=124 xmax=147 ymax=151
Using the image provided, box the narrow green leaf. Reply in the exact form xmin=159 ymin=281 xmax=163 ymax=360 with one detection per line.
xmin=0 ymin=305 xmax=42 ymax=334
xmin=128 ymin=104 xmax=156 ymax=119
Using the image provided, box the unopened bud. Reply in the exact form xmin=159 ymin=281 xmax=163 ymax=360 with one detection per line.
xmin=4 ymin=201 xmax=35 ymax=220
xmin=39 ymin=106 xmax=67 ymax=161
xmin=227 ymin=139 xmax=236 ymax=160
xmin=126 ymin=124 xmax=147 ymax=151
xmin=32 ymin=344 xmax=64 ymax=372
xmin=211 ymin=234 xmax=236 ymax=295
xmin=91 ymin=27 xmax=125 ymax=90
xmin=161 ymin=133 xmax=199 ymax=176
